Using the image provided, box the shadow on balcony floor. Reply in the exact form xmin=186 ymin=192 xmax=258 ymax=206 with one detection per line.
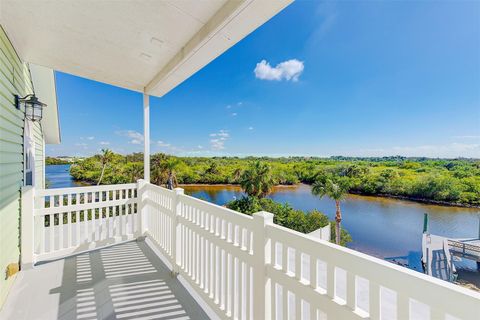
xmin=0 ymin=241 xmax=209 ymax=320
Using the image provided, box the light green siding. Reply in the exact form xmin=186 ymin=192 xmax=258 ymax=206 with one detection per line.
xmin=0 ymin=25 xmax=43 ymax=307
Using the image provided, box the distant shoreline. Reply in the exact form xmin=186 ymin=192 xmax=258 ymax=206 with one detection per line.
xmin=48 ymin=163 xmax=480 ymax=209
xmin=180 ymin=183 xmax=480 ymax=209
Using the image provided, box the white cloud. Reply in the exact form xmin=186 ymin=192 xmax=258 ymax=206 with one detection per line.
xmin=116 ymin=130 xmax=144 ymax=144
xmin=210 ymin=130 xmax=230 ymax=150
xmin=86 ymin=136 xmax=95 ymax=140
xmin=231 ymin=113 xmax=237 ymax=117
xmin=198 ymin=145 xmax=203 ymax=149
xmin=248 ymin=126 xmax=254 ymax=130
xmin=157 ymin=140 xmax=171 ymax=147
xmin=453 ymin=135 xmax=480 ymax=140
xmin=360 ymin=143 xmax=480 ymax=158
xmin=210 ymin=130 xmax=229 ymax=138
xmin=254 ymin=59 xmax=304 ymax=81
xmin=237 ymin=102 xmax=243 ymax=106
xmin=75 ymin=142 xmax=88 ymax=150
xmin=99 ymin=141 xmax=110 ymax=145
xmin=226 ymin=105 xmax=232 ymax=109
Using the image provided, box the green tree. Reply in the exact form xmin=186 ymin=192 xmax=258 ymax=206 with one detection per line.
xmin=125 ymin=162 xmax=143 ymax=183
xmin=239 ymin=161 xmax=275 ymax=198
xmin=97 ymin=149 xmax=114 ymax=185
xmin=233 ymin=168 xmax=243 ymax=183
xmin=151 ymin=153 xmax=168 ymax=185
xmin=312 ymin=175 xmax=350 ymax=245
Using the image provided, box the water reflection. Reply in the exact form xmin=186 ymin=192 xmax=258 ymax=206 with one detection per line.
xmin=46 ymin=164 xmax=84 ymax=189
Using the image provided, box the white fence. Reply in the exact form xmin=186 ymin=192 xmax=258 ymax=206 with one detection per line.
xmin=22 ymin=183 xmax=139 ymax=264
xmin=22 ymin=182 xmax=480 ymax=320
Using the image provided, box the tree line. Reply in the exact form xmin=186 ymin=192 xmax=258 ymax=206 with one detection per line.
xmin=65 ymin=152 xmax=480 ymax=207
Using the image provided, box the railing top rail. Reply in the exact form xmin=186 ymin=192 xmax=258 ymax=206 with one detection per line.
xmin=265 ymin=223 xmax=480 ymax=303
xmin=146 ymin=183 xmax=175 ymax=195
xmin=34 ymin=197 xmax=138 ymax=216
xmin=36 ymin=183 xmax=138 ymax=196
xmin=178 ymin=192 xmax=254 ymax=224
xmin=448 ymin=240 xmax=480 ymax=253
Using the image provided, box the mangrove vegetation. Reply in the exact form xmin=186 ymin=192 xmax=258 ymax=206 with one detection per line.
xmin=66 ymin=152 xmax=480 ymax=207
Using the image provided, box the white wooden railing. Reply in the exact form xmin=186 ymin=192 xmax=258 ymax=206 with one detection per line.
xmin=21 ymin=181 xmax=480 ymax=320
xmin=21 ymin=183 xmax=139 ymax=264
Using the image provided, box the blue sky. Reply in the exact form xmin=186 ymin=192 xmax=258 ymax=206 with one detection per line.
xmin=47 ymin=1 xmax=480 ymax=158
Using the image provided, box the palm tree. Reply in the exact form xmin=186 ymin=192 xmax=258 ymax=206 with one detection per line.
xmin=151 ymin=153 xmax=168 ymax=186
xmin=125 ymin=162 xmax=143 ymax=183
xmin=97 ymin=149 xmax=114 ymax=185
xmin=312 ymin=176 xmax=350 ymax=245
xmin=239 ymin=161 xmax=275 ymax=198
xmin=233 ymin=168 xmax=243 ymax=182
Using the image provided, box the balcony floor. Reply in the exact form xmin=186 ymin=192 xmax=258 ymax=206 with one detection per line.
xmin=0 ymin=241 xmax=209 ymax=320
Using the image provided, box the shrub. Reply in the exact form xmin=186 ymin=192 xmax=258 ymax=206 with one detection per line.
xmin=227 ymin=197 xmax=352 ymax=246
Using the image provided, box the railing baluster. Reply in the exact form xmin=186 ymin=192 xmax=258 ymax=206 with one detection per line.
xmin=58 ymin=212 xmax=63 ymax=250
xmin=83 ymin=210 xmax=88 ymax=244
xmin=271 ymin=240 xmax=276 ymax=268
xmin=40 ymin=214 xmax=45 ymax=255
xmin=49 ymin=214 xmax=54 ymax=252
xmin=200 ymin=235 xmax=204 ymax=289
xmin=221 ymin=249 xmax=226 ymax=310
xmin=210 ymin=242 xmax=215 ymax=299
xmin=233 ymin=257 xmax=238 ymax=318
xmin=235 ymin=259 xmax=245 ymax=319
xmin=67 ymin=210 xmax=72 ymax=248
xmin=246 ymin=263 xmax=250 ymax=320
xmin=76 ymin=210 xmax=80 ymax=246
xmin=188 ymin=227 xmax=192 ymax=277
xmin=204 ymin=237 xmax=209 ymax=294
xmin=92 ymin=208 xmax=97 ymax=242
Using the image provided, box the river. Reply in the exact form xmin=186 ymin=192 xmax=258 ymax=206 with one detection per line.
xmin=46 ymin=165 xmax=480 ymax=276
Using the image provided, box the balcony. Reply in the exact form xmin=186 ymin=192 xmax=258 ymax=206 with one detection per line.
xmin=1 ymin=182 xmax=479 ymax=320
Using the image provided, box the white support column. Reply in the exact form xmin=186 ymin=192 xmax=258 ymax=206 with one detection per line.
xmin=143 ymin=93 xmax=150 ymax=182
xmin=21 ymin=186 xmax=35 ymax=269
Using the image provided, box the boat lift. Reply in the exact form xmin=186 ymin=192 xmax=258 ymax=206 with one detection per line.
xmin=421 ymin=213 xmax=480 ymax=282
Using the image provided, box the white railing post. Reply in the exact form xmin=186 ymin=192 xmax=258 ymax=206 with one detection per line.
xmin=137 ymin=179 xmax=148 ymax=236
xmin=171 ymin=188 xmax=184 ymax=276
xmin=21 ymin=186 xmax=35 ymax=269
xmin=252 ymin=211 xmax=274 ymax=320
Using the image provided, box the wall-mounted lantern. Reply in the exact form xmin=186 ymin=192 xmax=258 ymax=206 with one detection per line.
xmin=15 ymin=94 xmax=47 ymax=122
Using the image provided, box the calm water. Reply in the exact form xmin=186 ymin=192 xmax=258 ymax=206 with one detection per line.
xmin=46 ymin=165 xmax=480 ymax=273
xmin=46 ymin=164 xmax=84 ymax=189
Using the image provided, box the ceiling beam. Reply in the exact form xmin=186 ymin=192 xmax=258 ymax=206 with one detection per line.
xmin=144 ymin=0 xmax=251 ymax=95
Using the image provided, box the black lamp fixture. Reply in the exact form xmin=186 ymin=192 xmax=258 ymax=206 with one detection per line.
xmin=14 ymin=94 xmax=47 ymax=122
